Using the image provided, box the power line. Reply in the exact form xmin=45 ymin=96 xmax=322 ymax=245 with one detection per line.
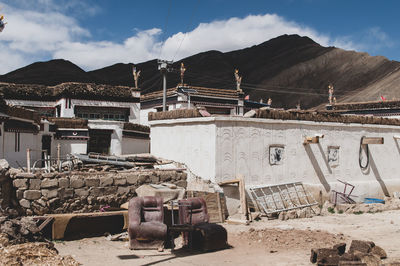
xmin=172 ymin=0 xmax=200 ymax=61
xmin=158 ymin=0 xmax=173 ymax=59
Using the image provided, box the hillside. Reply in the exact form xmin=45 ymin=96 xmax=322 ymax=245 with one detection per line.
xmin=1 ymin=34 xmax=400 ymax=109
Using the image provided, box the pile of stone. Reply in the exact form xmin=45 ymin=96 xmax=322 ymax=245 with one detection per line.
xmin=311 ymin=240 xmax=389 ymax=266
xmin=0 ymin=210 xmax=44 ymax=245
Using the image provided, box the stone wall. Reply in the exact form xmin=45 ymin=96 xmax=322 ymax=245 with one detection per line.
xmin=0 ymin=162 xmax=187 ymax=215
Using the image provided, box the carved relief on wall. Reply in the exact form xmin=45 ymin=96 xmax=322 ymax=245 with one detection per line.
xmin=327 ymin=146 xmax=340 ymax=167
xmin=269 ymin=145 xmax=285 ymax=165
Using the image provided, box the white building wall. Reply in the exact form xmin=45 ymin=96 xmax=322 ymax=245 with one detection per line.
xmin=51 ymin=139 xmax=87 ymax=157
xmin=121 ymin=138 xmax=150 ymax=155
xmin=150 ymin=117 xmax=400 ymax=199
xmin=3 ymin=132 xmax=41 ymax=168
xmin=150 ymin=119 xmax=216 ymax=181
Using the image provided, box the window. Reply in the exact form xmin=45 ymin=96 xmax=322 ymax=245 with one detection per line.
xmin=14 ymin=132 xmax=20 ymax=152
xmin=269 ymin=145 xmax=285 ymax=165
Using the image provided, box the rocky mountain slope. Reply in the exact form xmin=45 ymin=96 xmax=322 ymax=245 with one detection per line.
xmin=1 ymin=34 xmax=399 ymax=109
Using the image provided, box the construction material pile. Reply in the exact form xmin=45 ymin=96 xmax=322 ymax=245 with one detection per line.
xmin=311 ymin=240 xmax=390 ymax=266
xmin=0 ymin=209 xmax=79 ymax=265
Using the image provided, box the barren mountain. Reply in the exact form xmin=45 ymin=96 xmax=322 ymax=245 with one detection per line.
xmin=1 ymin=34 xmax=400 ymax=109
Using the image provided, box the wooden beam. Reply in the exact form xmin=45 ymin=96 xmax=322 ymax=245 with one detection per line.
xmin=303 ymin=136 xmax=321 ymax=144
xmin=361 ymin=137 xmax=384 ymax=145
xmin=218 ymin=179 xmax=240 ymax=186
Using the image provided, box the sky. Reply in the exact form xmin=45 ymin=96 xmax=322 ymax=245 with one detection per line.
xmin=0 ymin=0 xmax=398 ymax=74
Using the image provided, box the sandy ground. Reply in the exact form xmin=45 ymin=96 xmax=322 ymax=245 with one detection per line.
xmin=55 ymin=210 xmax=400 ymax=266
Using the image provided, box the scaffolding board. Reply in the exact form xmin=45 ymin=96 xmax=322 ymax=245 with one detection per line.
xmin=248 ymin=182 xmax=318 ymax=215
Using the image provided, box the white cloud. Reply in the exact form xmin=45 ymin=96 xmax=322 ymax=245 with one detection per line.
xmin=0 ymin=1 xmax=384 ymax=74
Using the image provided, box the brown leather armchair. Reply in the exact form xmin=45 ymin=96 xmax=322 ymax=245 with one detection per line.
xmin=128 ymin=196 xmax=167 ymax=250
xmin=178 ymin=197 xmax=228 ymax=251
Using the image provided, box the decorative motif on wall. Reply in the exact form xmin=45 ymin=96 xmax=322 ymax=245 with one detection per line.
xmin=269 ymin=145 xmax=285 ymax=165
xmin=328 ymin=146 xmax=340 ymax=167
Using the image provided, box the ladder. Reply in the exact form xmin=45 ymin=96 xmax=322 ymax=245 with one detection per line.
xmin=248 ymin=182 xmax=318 ymax=215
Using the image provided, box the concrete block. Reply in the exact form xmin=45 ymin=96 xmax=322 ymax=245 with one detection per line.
xmin=41 ymin=189 xmax=58 ymax=199
xmin=13 ymin=179 xmax=28 ymax=189
xmin=19 ymin=199 xmax=31 ymax=209
xmin=100 ymin=176 xmax=113 ymax=186
xmin=114 ymin=177 xmax=127 ymax=186
xmin=85 ymin=178 xmax=100 ymax=187
xmin=58 ymin=178 xmax=69 ymax=188
xmin=75 ymin=188 xmax=89 ymax=197
xmin=41 ymin=178 xmax=58 ymax=188
xmin=29 ymin=179 xmax=41 ymax=190
xmin=70 ymin=177 xmax=85 ymax=188
xmin=23 ymin=190 xmax=41 ymax=200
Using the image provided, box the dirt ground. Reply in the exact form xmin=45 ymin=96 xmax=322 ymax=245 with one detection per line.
xmin=54 ymin=210 xmax=400 ymax=266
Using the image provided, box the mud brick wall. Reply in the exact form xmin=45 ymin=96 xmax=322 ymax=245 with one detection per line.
xmin=4 ymin=169 xmax=187 ymax=215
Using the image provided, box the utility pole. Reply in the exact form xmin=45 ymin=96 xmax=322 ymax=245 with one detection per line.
xmin=158 ymin=59 xmax=173 ymax=111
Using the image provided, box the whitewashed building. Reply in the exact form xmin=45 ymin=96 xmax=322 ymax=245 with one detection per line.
xmin=149 ymin=109 xmax=400 ymax=201
xmin=0 ymin=82 xmax=149 ymax=159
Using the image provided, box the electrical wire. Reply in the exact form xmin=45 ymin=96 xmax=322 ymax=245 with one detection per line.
xmin=158 ymin=0 xmax=173 ymax=59
xmin=172 ymin=0 xmax=200 ymax=61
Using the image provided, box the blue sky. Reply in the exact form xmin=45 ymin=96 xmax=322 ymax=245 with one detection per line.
xmin=0 ymin=0 xmax=398 ymax=74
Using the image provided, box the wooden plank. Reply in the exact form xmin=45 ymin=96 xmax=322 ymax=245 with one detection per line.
xmin=303 ymin=136 xmax=320 ymax=144
xmin=218 ymin=179 xmax=240 ymax=186
xmin=361 ymin=137 xmax=384 ymax=145
xmin=238 ymin=175 xmax=248 ymax=220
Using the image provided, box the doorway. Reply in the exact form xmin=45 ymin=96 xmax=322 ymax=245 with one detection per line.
xmin=88 ymin=129 xmax=112 ymax=155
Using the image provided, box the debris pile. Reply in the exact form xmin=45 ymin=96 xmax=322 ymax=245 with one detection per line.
xmin=321 ymin=198 xmax=400 ymax=215
xmin=238 ymin=228 xmax=347 ymax=250
xmin=311 ymin=240 xmax=390 ymax=266
xmin=0 ymin=242 xmax=79 ymax=266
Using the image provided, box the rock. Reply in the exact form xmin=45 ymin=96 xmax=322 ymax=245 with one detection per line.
xmin=16 ymin=173 xmax=35 ymax=179
xmin=338 ymin=261 xmax=367 ymax=265
xmin=19 ymin=199 xmax=31 ymax=208
xmin=370 ymin=245 xmax=387 ymax=259
xmin=70 ymin=177 xmax=85 ymax=188
xmin=104 ymin=186 xmax=118 ymax=194
xmin=138 ymin=174 xmax=150 ymax=184
xmin=117 ymin=186 xmax=130 ymax=195
xmin=85 ymin=178 xmax=100 ymax=187
xmin=29 ymin=179 xmax=41 ymax=190
xmin=100 ymin=176 xmax=113 ymax=186
xmin=75 ymin=188 xmax=89 ymax=197
xmin=42 ymin=173 xmax=56 ymax=179
xmin=286 ymin=210 xmax=298 ymax=219
xmin=349 ymin=240 xmax=375 ymax=254
xmin=244 ymin=109 xmax=256 ymax=118
xmin=58 ymin=178 xmax=69 ymax=188
xmin=41 ymin=178 xmax=58 ymax=188
xmin=359 ymin=253 xmax=381 ymax=266
xmin=0 ymin=159 xmax=10 ymax=173
xmin=41 ymin=189 xmax=58 ymax=199
xmin=114 ymin=177 xmax=127 ymax=186
xmin=13 ymin=179 xmax=28 ymax=189
xmin=23 ymin=190 xmax=41 ymax=200
xmin=334 ymin=243 xmax=347 ymax=255
xmin=126 ymin=175 xmax=139 ymax=185
xmin=89 ymin=187 xmax=104 ymax=197
xmin=278 ymin=212 xmax=286 ymax=221
xmin=310 ymin=248 xmax=340 ymax=264
xmin=58 ymin=188 xmax=74 ymax=199
xmin=16 ymin=189 xmax=24 ymax=200
xmin=175 ymin=180 xmax=187 ymax=188
xmin=37 ymin=198 xmax=47 ymax=207
xmin=159 ymin=172 xmax=171 ymax=182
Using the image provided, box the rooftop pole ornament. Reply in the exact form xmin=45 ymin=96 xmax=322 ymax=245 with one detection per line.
xmin=234 ymin=69 xmax=243 ymax=92
xmin=132 ymin=66 xmax=141 ymax=89
xmin=180 ymin=62 xmax=186 ymax=85
xmin=0 ymin=14 xmax=6 ymax=33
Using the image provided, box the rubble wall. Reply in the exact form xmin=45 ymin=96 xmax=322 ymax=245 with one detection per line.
xmin=2 ymin=168 xmax=187 ymax=215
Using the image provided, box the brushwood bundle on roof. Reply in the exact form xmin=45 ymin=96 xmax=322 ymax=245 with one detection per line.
xmin=0 ymin=82 xmax=139 ymax=102
xmin=149 ymin=107 xmax=400 ymax=126
xmin=123 ymin=122 xmax=150 ymax=133
xmin=148 ymin=108 xmax=202 ymax=121
xmin=47 ymin=117 xmax=88 ymax=129
xmin=332 ymin=100 xmax=400 ymax=111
